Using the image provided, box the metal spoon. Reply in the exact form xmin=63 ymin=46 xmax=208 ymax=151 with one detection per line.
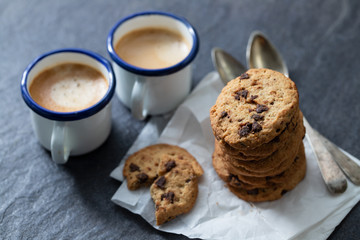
xmin=211 ymin=48 xmax=247 ymax=85
xmin=247 ymin=31 xmax=360 ymax=189
xmin=247 ymin=31 xmax=288 ymax=76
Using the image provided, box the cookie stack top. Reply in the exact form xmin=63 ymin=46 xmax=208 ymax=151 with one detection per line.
xmin=210 ymin=68 xmax=299 ymax=149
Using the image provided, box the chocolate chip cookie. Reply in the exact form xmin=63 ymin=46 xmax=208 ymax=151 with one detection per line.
xmin=210 ymin=68 xmax=299 ymax=149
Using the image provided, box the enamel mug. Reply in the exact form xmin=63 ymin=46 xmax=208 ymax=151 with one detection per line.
xmin=107 ymin=11 xmax=199 ymax=120
xmin=21 ymin=49 xmax=116 ymax=164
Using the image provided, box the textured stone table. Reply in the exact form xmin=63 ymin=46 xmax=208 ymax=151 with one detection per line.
xmin=1 ymin=0 xmax=360 ymax=239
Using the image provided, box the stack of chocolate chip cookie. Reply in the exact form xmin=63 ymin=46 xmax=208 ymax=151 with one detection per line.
xmin=210 ymin=68 xmax=306 ymax=202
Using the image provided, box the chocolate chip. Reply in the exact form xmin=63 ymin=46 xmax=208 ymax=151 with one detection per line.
xmin=239 ymin=123 xmax=252 ymax=137
xmin=250 ymin=95 xmax=258 ymax=101
xmin=229 ymin=174 xmax=242 ymax=186
xmin=239 ymin=90 xmax=248 ymax=99
xmin=185 ymin=176 xmax=195 ymax=183
xmin=234 ymin=181 xmax=241 ymax=186
xmin=161 ymin=191 xmax=175 ymax=203
xmin=256 ymin=104 xmax=269 ymax=113
xmin=136 ymin=173 xmax=148 ymax=183
xmin=220 ymin=111 xmax=228 ymax=118
xmin=160 ymin=194 xmax=165 ymax=200
xmin=281 ymin=190 xmax=288 ymax=196
xmin=165 ymin=160 xmax=176 ymax=172
xmin=271 ymin=136 xmax=280 ymax=143
xmin=235 ymin=90 xmax=248 ymax=100
xmin=251 ymin=121 xmax=262 ymax=133
xmin=247 ymin=189 xmax=259 ymax=195
xmin=240 ymin=73 xmax=250 ymax=79
xmin=228 ymin=174 xmax=235 ymax=181
xmin=155 ymin=176 xmax=166 ymax=189
xmin=251 ymin=114 xmax=264 ymax=121
xmin=129 ymin=163 xmax=140 ymax=172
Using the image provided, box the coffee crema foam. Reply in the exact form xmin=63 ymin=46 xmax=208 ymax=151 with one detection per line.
xmin=115 ymin=27 xmax=191 ymax=69
xmin=29 ymin=63 xmax=108 ymax=112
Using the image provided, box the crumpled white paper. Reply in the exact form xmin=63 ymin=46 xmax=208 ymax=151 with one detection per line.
xmin=110 ymin=72 xmax=360 ymax=240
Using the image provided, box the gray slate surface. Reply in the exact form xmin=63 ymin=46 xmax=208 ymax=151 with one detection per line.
xmin=1 ymin=0 xmax=360 ymax=239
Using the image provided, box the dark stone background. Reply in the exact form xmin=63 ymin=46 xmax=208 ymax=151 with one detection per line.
xmin=1 ymin=0 xmax=359 ymax=239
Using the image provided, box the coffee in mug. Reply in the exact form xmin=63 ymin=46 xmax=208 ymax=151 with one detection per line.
xmin=29 ymin=63 xmax=108 ymax=112
xmin=114 ymin=27 xmax=191 ymax=69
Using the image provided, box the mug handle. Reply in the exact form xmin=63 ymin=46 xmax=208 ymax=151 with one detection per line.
xmin=50 ymin=121 xmax=70 ymax=164
xmin=130 ymin=77 xmax=148 ymax=120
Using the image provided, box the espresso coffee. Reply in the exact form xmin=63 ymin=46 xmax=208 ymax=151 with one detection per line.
xmin=29 ymin=63 xmax=108 ymax=112
xmin=115 ymin=27 xmax=191 ymax=69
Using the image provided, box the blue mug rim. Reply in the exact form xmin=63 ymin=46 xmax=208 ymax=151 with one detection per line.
xmin=21 ymin=48 xmax=116 ymax=121
xmin=107 ymin=11 xmax=199 ymax=77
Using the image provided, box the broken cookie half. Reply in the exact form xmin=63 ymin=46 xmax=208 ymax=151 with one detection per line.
xmin=122 ymin=144 xmax=203 ymax=225
xmin=150 ymin=154 xmax=199 ymax=225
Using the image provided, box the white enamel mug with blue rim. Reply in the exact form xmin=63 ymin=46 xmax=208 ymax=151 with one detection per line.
xmin=21 ymin=49 xmax=116 ymax=164
xmin=107 ymin=11 xmax=199 ymax=120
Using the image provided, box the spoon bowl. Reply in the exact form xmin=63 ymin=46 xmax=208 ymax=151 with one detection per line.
xmin=246 ymin=31 xmax=289 ymax=77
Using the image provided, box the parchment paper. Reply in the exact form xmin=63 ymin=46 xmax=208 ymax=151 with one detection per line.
xmin=110 ymin=72 xmax=360 ymax=240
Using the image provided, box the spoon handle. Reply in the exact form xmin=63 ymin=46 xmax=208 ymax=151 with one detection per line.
xmin=316 ymin=133 xmax=360 ymax=185
xmin=303 ymin=117 xmax=347 ymax=193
